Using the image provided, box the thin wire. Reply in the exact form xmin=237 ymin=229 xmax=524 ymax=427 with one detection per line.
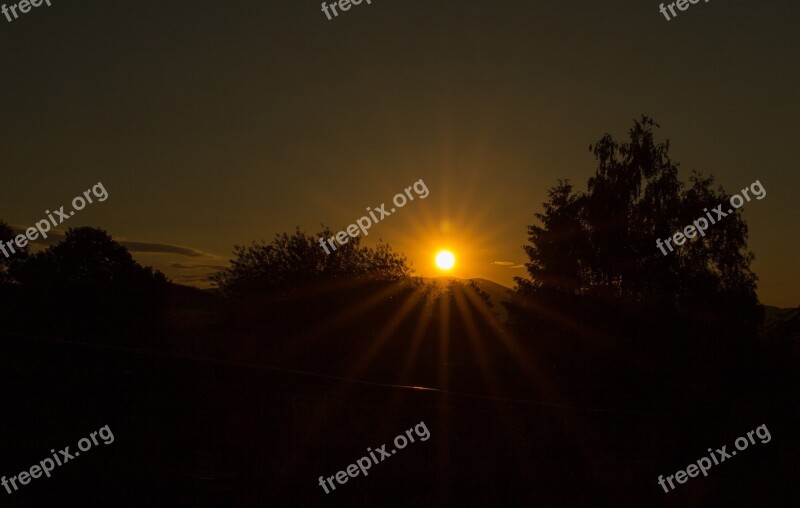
xmin=0 ymin=327 xmax=663 ymax=417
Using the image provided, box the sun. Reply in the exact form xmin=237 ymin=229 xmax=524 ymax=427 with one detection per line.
xmin=435 ymin=250 xmax=456 ymax=271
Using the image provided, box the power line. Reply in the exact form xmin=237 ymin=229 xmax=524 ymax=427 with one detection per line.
xmin=0 ymin=327 xmax=662 ymax=417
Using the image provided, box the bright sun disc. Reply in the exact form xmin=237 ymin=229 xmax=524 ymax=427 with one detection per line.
xmin=435 ymin=250 xmax=456 ymax=270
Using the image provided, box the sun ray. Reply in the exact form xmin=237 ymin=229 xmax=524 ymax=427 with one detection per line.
xmin=275 ymin=279 xmax=409 ymax=364
xmin=385 ymin=289 xmax=437 ymax=417
xmin=450 ymin=284 xmax=528 ymax=452
xmin=461 ymin=286 xmax=566 ymax=404
xmin=434 ymin=285 xmax=452 ymax=496
xmin=341 ymin=285 xmax=428 ymax=381
xmin=451 ymin=283 xmax=501 ymax=394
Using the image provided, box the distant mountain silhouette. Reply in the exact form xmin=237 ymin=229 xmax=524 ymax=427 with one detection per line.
xmin=763 ymin=305 xmax=800 ymax=324
xmin=762 ymin=305 xmax=800 ymax=352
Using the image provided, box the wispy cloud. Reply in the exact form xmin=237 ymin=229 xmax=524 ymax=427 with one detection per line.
xmin=492 ymin=261 xmax=525 ymax=269
xmin=170 ymin=262 xmax=228 ymax=271
xmin=122 ymin=241 xmax=206 ymax=257
xmin=10 ymin=225 xmax=64 ymax=247
xmin=11 ymin=226 xmax=211 ymax=258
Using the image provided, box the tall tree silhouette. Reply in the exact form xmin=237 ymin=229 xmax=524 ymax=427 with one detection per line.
xmin=508 ymin=117 xmax=763 ymax=408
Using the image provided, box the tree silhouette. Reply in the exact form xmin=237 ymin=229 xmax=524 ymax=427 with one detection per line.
xmin=0 ymin=220 xmax=14 ymax=284
xmin=513 ymin=117 xmax=760 ymax=321
xmin=10 ymin=227 xmax=168 ymax=343
xmin=212 ymin=227 xmax=412 ymax=297
xmin=508 ymin=117 xmax=763 ymax=408
xmin=518 ymin=118 xmax=755 ymax=299
xmin=211 ymin=227 xmax=415 ymax=363
xmin=15 ymin=226 xmax=166 ymax=288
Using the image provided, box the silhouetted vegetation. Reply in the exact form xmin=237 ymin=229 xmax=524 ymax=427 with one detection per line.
xmin=212 ymin=227 xmax=411 ymax=297
xmin=505 ymin=116 xmax=765 ymax=410
xmin=0 ymin=227 xmax=168 ymax=346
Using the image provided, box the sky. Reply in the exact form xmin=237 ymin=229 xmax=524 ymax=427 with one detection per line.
xmin=1 ymin=0 xmax=798 ymax=306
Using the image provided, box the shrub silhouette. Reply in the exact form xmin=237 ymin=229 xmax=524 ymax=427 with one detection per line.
xmin=212 ymin=227 xmax=411 ymax=297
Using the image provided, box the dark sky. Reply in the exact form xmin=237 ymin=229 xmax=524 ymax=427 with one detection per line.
xmin=1 ymin=0 xmax=797 ymax=306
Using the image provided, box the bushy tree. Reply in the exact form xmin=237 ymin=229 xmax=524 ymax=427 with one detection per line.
xmin=212 ymin=227 xmax=412 ymax=297
xmin=15 ymin=226 xmax=166 ymax=288
xmin=11 ymin=227 xmax=168 ymax=342
xmin=508 ymin=117 xmax=763 ymax=403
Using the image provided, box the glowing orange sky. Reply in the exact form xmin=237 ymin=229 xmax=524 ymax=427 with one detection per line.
xmin=0 ymin=0 xmax=797 ymax=306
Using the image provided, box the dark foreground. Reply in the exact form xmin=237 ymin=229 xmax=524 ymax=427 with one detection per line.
xmin=0 ymin=330 xmax=796 ymax=507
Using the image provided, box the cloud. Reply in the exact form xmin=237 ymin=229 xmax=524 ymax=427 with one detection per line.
xmin=10 ymin=225 xmax=64 ymax=247
xmin=170 ymin=272 xmax=219 ymax=285
xmin=10 ymin=226 xmax=211 ymax=258
xmin=492 ymin=261 xmax=525 ymax=269
xmin=121 ymin=241 xmax=206 ymax=257
xmin=170 ymin=262 xmax=228 ymax=271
